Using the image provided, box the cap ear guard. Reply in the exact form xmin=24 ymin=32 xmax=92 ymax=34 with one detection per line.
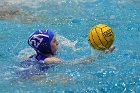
xmin=37 ymin=43 xmax=52 ymax=55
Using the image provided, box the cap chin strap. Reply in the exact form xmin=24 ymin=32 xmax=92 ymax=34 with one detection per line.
xmin=36 ymin=48 xmax=54 ymax=56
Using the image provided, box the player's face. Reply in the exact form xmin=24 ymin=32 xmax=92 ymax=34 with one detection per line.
xmin=50 ymin=36 xmax=59 ymax=53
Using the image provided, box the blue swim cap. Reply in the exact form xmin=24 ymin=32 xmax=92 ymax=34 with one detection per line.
xmin=28 ymin=29 xmax=54 ymax=54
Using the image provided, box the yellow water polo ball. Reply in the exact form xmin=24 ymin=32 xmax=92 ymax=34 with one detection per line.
xmin=88 ymin=24 xmax=114 ymax=50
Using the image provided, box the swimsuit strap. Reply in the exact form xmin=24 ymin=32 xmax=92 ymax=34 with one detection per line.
xmin=29 ymin=54 xmax=47 ymax=61
xmin=36 ymin=54 xmax=48 ymax=61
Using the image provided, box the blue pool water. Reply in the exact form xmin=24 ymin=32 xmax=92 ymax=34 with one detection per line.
xmin=0 ymin=0 xmax=140 ymax=93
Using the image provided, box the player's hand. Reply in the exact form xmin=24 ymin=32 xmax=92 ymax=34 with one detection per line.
xmin=105 ymin=45 xmax=116 ymax=53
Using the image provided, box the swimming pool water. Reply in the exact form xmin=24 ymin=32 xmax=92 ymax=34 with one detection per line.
xmin=0 ymin=0 xmax=140 ymax=93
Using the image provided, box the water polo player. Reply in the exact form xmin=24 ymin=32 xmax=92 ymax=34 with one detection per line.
xmin=28 ymin=29 xmax=61 ymax=63
xmin=16 ymin=30 xmax=61 ymax=78
xmin=16 ymin=29 xmax=115 ymax=78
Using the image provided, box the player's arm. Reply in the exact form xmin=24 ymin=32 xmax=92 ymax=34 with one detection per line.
xmin=104 ymin=45 xmax=116 ymax=53
xmin=44 ymin=57 xmax=62 ymax=64
xmin=62 ymin=46 xmax=116 ymax=65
